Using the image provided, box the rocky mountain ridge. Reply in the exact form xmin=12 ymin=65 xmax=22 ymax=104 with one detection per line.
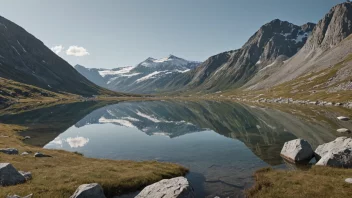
xmin=0 ymin=15 xmax=119 ymax=96
xmin=248 ymin=2 xmax=352 ymax=92
xmin=74 ymin=55 xmax=201 ymax=94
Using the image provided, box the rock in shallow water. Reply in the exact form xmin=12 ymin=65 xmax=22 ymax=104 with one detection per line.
xmin=337 ymin=128 xmax=351 ymax=133
xmin=0 ymin=163 xmax=26 ymax=186
xmin=337 ymin=116 xmax=350 ymax=121
xmin=135 ymin=176 xmax=195 ymax=198
xmin=315 ymin=148 xmax=352 ymax=168
xmin=315 ymin=137 xmax=352 ymax=160
xmin=0 ymin=148 xmax=19 ymax=155
xmin=280 ymin=139 xmax=314 ymax=163
xmin=70 ymin=183 xmax=106 ymax=198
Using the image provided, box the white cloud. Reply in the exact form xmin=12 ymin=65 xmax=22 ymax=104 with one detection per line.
xmin=66 ymin=45 xmax=90 ymax=56
xmin=66 ymin=136 xmax=89 ymax=148
xmin=50 ymin=45 xmax=64 ymax=54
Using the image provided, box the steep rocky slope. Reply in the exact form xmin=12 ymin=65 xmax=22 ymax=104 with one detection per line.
xmin=0 ymin=15 xmax=122 ymax=96
xmin=169 ymin=20 xmax=315 ymax=93
xmin=249 ymin=2 xmax=352 ymax=92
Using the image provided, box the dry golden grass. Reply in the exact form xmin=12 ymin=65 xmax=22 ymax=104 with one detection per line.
xmin=246 ymin=166 xmax=352 ymax=198
xmin=0 ymin=124 xmax=188 ymax=198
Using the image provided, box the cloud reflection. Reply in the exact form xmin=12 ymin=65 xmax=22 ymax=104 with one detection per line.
xmin=66 ymin=137 xmax=90 ymax=148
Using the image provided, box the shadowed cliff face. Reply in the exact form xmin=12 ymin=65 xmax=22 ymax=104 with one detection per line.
xmin=0 ymin=15 xmax=121 ymax=96
xmin=0 ymin=100 xmax=345 ymax=166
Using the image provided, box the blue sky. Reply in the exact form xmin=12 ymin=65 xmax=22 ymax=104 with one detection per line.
xmin=0 ymin=0 xmax=345 ymax=68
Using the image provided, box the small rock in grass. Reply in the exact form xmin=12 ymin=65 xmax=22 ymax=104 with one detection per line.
xmin=345 ymin=178 xmax=352 ymax=184
xmin=337 ymin=128 xmax=351 ymax=133
xmin=0 ymin=148 xmax=19 ymax=155
xmin=6 ymin=194 xmax=33 ymax=198
xmin=70 ymin=183 xmax=106 ymax=198
xmin=34 ymin=152 xmax=52 ymax=158
xmin=21 ymin=152 xmax=29 ymax=156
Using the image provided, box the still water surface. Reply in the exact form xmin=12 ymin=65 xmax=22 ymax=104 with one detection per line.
xmin=1 ymin=100 xmax=349 ymax=198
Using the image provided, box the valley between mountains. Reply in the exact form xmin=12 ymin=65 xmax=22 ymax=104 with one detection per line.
xmin=1 ymin=1 xmax=352 ymax=198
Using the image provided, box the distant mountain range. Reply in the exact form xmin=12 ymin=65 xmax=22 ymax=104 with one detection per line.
xmin=0 ymin=2 xmax=351 ymax=98
xmin=74 ymin=55 xmax=201 ymax=94
xmin=76 ymin=18 xmax=317 ymax=94
xmin=75 ymin=2 xmax=352 ymax=97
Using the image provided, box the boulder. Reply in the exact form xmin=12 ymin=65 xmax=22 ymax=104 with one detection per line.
xmin=135 ymin=177 xmax=195 ymax=198
xmin=315 ymin=137 xmax=352 ymax=160
xmin=0 ymin=148 xmax=19 ymax=155
xmin=34 ymin=152 xmax=52 ymax=158
xmin=280 ymin=139 xmax=314 ymax=163
xmin=337 ymin=116 xmax=350 ymax=121
xmin=337 ymin=128 xmax=351 ymax=133
xmin=316 ymin=148 xmax=352 ymax=168
xmin=0 ymin=163 xmax=26 ymax=186
xmin=70 ymin=183 xmax=106 ymax=198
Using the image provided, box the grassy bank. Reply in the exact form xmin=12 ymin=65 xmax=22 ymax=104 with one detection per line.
xmin=0 ymin=124 xmax=188 ymax=198
xmin=246 ymin=166 xmax=352 ymax=198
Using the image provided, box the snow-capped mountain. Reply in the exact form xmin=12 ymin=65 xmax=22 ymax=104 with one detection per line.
xmin=74 ymin=55 xmax=201 ymax=94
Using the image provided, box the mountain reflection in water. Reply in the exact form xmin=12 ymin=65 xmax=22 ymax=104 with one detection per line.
xmin=0 ymin=100 xmax=348 ymax=198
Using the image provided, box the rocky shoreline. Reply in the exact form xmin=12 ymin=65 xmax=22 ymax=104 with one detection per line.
xmin=234 ymin=97 xmax=352 ymax=109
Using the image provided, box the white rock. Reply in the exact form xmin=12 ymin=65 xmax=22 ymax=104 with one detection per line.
xmin=316 ymin=148 xmax=352 ymax=168
xmin=0 ymin=148 xmax=19 ymax=155
xmin=0 ymin=163 xmax=26 ymax=186
xmin=337 ymin=128 xmax=351 ymax=133
xmin=345 ymin=178 xmax=352 ymax=184
xmin=23 ymin=136 xmax=31 ymax=140
xmin=280 ymin=139 xmax=314 ymax=163
xmin=135 ymin=177 xmax=195 ymax=198
xmin=21 ymin=152 xmax=29 ymax=156
xmin=337 ymin=116 xmax=350 ymax=121
xmin=7 ymin=194 xmax=33 ymax=198
xmin=315 ymin=137 xmax=352 ymax=160
xmin=70 ymin=183 xmax=106 ymax=198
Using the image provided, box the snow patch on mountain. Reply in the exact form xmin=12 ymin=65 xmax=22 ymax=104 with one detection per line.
xmin=136 ymin=71 xmax=161 ymax=83
xmin=98 ymin=66 xmax=134 ymax=77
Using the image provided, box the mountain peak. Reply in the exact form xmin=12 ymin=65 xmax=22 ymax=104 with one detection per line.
xmin=167 ymin=54 xmax=179 ymax=59
xmin=304 ymin=1 xmax=352 ymax=51
xmin=145 ymin=57 xmax=156 ymax=62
